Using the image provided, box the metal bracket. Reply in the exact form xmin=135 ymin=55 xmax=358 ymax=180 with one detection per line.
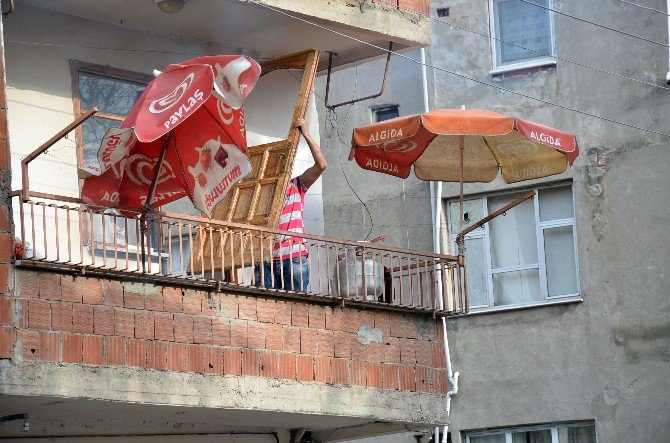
xmin=324 ymin=42 xmax=393 ymax=109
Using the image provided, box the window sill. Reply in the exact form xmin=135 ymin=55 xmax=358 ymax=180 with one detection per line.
xmin=461 ymin=296 xmax=582 ymax=317
xmin=490 ymin=58 xmax=556 ymax=76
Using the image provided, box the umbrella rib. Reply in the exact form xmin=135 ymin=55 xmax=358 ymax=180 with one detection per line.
xmin=202 ymin=104 xmax=237 ymax=144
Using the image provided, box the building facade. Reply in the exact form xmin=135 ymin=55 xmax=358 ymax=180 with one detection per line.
xmin=316 ymin=0 xmax=670 ymax=441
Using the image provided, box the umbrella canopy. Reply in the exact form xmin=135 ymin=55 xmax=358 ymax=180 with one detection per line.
xmin=349 ymin=109 xmax=578 ymax=184
xmin=81 ymin=55 xmax=261 ymax=218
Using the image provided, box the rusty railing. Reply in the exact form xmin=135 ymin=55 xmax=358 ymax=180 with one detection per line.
xmin=12 ymin=194 xmax=467 ymax=315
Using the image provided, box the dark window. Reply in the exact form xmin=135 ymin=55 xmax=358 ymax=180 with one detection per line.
xmin=437 ymin=8 xmax=450 ymax=17
xmin=373 ymin=105 xmax=399 ymax=122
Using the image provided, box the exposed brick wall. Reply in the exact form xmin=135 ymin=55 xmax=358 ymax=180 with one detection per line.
xmin=1 ymin=269 xmax=447 ymax=394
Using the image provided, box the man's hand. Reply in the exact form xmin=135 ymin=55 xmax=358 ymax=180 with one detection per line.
xmin=294 ymin=117 xmax=327 ymax=189
xmin=294 ymin=117 xmax=308 ymax=135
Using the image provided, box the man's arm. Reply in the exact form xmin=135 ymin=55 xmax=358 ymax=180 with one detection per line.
xmin=295 ymin=118 xmax=327 ymax=189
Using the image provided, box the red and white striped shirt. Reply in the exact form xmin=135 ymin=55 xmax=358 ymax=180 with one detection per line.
xmin=273 ymin=177 xmax=308 ymax=260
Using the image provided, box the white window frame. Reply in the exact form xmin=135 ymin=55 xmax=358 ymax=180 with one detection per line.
xmin=448 ymin=183 xmax=580 ymax=312
xmin=488 ymin=0 xmax=557 ymax=74
xmin=465 ymin=422 xmax=597 ymax=443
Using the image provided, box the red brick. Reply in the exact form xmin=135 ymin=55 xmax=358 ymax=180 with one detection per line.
xmin=148 ymin=341 xmax=168 ymax=371
xmin=383 ymin=364 xmax=400 ymax=390
xmin=261 ymin=351 xmax=280 ymax=378
xmin=383 ymin=337 xmax=401 ymax=364
xmin=404 ymin=318 xmax=421 ymax=339
xmin=432 ymin=343 xmax=446 ymax=369
xmin=390 ymin=315 xmax=404 ymax=338
xmin=93 ymin=305 xmax=114 ymax=335
xmin=16 ymin=299 xmax=28 ymax=328
xmin=399 ymin=366 xmax=416 ymax=391
xmin=274 ymin=301 xmax=291 ymax=325
xmin=308 ymin=305 xmax=326 ymax=329
xmin=81 ymin=278 xmax=103 ymax=304
xmin=18 ymin=329 xmax=39 ymax=360
xmin=374 ymin=312 xmax=392 ymax=336
xmin=173 ymin=313 xmax=194 ymax=343
xmin=102 ymin=280 xmax=123 ymax=306
xmin=332 ymin=358 xmax=348 ymax=385
xmin=61 ymin=276 xmax=82 ymax=303
xmin=278 ymin=353 xmax=296 ymax=380
xmin=297 ymin=355 xmax=313 ymax=382
xmin=114 ymin=308 xmax=134 ymax=338
xmin=416 ymin=366 xmax=430 ymax=392
xmin=351 ymin=360 xmax=366 ymax=386
xmin=342 ymin=309 xmax=360 ymax=333
xmin=247 ymin=322 xmax=266 ymax=349
xmin=400 ymin=339 xmax=417 ymax=364
xmin=366 ymin=362 xmax=382 ymax=388
xmin=434 ymin=369 xmax=448 ymax=394
xmin=193 ymin=316 xmax=212 ymax=344
xmin=201 ymin=298 xmax=217 ymax=317
xmin=39 ymin=331 xmax=61 ymax=361
xmin=212 ymin=320 xmax=230 ymax=346
xmin=359 ymin=311 xmax=374 ymax=328
xmin=314 ymin=356 xmax=331 ymax=383
xmin=105 ymin=336 xmax=125 ymax=365
xmin=182 ymin=291 xmax=201 ymax=315
xmin=187 ymin=344 xmax=205 ymax=373
xmin=415 ymin=340 xmax=432 ymax=367
xmin=291 ymin=303 xmax=308 ymax=327
xmin=154 ymin=312 xmax=174 ymax=341
xmin=144 ymin=287 xmax=163 ymax=311
xmin=204 ymin=346 xmax=223 ymax=374
xmin=300 ymin=328 xmax=317 ymax=355
xmin=16 ymin=271 xmax=39 ymax=299
xmin=265 ymin=324 xmax=283 ymax=350
xmin=0 ymin=296 xmax=12 ymax=325
xmin=223 ymin=348 xmax=241 ymax=375
xmin=241 ymin=349 xmax=260 ymax=376
xmin=256 ymin=298 xmax=275 ymax=323
xmin=350 ymin=339 xmax=369 ymax=361
xmin=167 ymin=343 xmax=186 ymax=372
xmin=219 ymin=296 xmax=238 ymax=319
xmin=0 ymin=326 xmax=15 ymax=358
xmin=72 ymin=303 xmax=94 ymax=334
xmin=0 ymin=206 xmax=10 ymax=232
xmin=0 ymin=264 xmax=8 ymax=294
xmin=28 ymin=299 xmax=50 ymax=330
xmin=238 ymin=296 xmax=257 ymax=321
xmin=163 ymin=287 xmax=183 ymax=313
xmin=62 ymin=334 xmax=83 ymax=363
xmin=282 ymin=327 xmax=300 ymax=353
xmin=325 ymin=307 xmax=343 ymax=331
xmin=39 ymin=273 xmax=62 ymax=300
xmin=83 ymin=335 xmax=103 ymax=365
xmin=317 ymin=330 xmax=334 ymax=357
xmin=333 ymin=332 xmax=351 ymax=358
xmin=51 ymin=302 xmax=74 ymax=332
xmin=230 ymin=320 xmax=248 ymax=347
xmin=124 ymin=291 xmax=144 ymax=310
xmin=0 ymin=233 xmax=11 ymax=262
xmin=135 ymin=311 xmax=155 ymax=340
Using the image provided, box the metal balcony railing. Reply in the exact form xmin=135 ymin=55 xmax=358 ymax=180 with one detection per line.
xmin=12 ymin=194 xmax=468 ymax=315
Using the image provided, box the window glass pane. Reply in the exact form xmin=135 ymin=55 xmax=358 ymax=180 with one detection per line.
xmin=462 ymin=237 xmax=489 ymax=307
xmin=449 ymin=198 xmax=485 ymax=234
xmin=493 ymin=269 xmax=541 ymax=305
xmin=374 ymin=105 xmax=399 ymax=122
xmin=79 ymin=72 xmax=146 ymax=116
xmin=539 ymin=186 xmax=574 ymax=221
xmin=511 ymin=429 xmax=552 ymax=443
xmin=544 ymin=226 xmax=578 ymax=296
xmin=81 ymin=117 xmax=122 ymax=170
xmin=470 ymin=434 xmax=506 ymax=443
xmin=494 ymin=0 xmax=551 ymax=65
xmin=557 ymin=424 xmax=597 ymax=443
xmin=488 ymin=194 xmax=538 ymax=269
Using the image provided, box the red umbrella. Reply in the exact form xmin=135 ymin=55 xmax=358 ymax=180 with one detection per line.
xmin=81 ymin=55 xmax=261 ymax=218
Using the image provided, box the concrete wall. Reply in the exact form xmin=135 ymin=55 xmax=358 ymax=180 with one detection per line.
xmin=317 ymin=0 xmax=670 ymax=441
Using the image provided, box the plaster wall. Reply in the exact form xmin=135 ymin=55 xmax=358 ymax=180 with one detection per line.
xmin=317 ymin=0 xmax=670 ymax=441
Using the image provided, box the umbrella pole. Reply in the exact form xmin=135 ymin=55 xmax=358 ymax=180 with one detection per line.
xmin=140 ymin=134 xmax=171 ymax=273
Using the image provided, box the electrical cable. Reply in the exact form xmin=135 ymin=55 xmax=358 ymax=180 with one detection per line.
xmin=429 ymin=15 xmax=670 ymax=91
xmin=617 ymin=0 xmax=670 ymax=16
xmin=255 ymin=2 xmax=670 ymax=139
xmin=519 ymin=0 xmax=669 ymax=47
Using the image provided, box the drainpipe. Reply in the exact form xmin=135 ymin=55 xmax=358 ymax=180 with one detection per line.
xmin=666 ymin=0 xmax=670 ymax=84
xmin=422 ymin=47 xmax=459 ymax=443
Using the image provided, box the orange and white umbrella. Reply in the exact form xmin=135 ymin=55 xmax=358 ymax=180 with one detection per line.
xmin=350 ymin=109 xmax=578 ymax=184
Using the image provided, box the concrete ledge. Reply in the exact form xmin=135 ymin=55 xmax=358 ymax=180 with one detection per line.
xmin=0 ymin=360 xmax=448 ymax=426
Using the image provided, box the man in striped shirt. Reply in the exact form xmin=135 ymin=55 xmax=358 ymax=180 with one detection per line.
xmin=254 ymin=117 xmax=326 ymax=292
